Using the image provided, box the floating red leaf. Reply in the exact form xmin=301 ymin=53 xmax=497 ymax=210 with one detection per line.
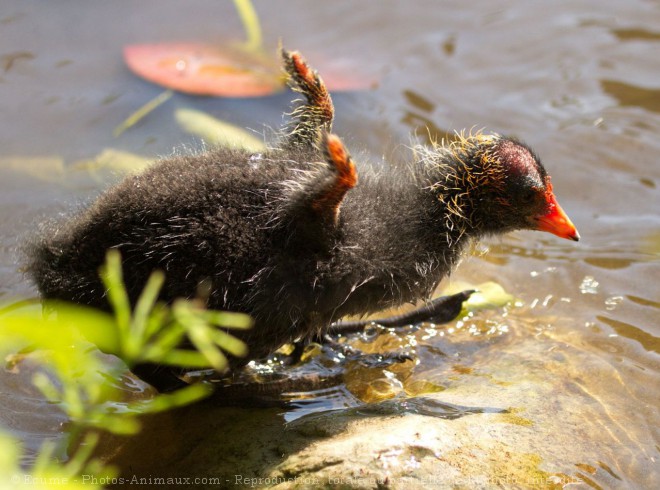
xmin=123 ymin=42 xmax=379 ymax=97
xmin=123 ymin=43 xmax=284 ymax=97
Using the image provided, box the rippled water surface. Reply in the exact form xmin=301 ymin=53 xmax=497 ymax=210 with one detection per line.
xmin=1 ymin=0 xmax=658 ymax=487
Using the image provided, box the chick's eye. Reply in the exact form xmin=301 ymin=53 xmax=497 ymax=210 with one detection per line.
xmin=522 ymin=189 xmax=536 ymax=204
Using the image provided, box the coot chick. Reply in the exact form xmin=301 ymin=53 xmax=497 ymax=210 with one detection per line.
xmin=26 ymin=50 xmax=579 ymax=391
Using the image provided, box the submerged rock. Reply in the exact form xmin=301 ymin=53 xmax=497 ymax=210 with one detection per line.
xmin=97 ymin=315 xmax=657 ymax=489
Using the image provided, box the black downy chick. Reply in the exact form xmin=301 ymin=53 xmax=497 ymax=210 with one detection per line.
xmin=26 ymin=50 xmax=579 ymax=392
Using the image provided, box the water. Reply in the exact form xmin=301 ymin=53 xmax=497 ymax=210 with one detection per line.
xmin=1 ymin=0 xmax=658 ymax=486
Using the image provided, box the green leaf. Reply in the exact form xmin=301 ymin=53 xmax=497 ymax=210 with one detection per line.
xmin=62 ymin=432 xmax=100 ymax=476
xmin=128 ymin=270 xmax=166 ymax=357
xmin=202 ymin=309 xmax=253 ymax=330
xmin=174 ymin=107 xmax=267 ymax=151
xmin=32 ymin=372 xmax=62 ymax=403
xmin=209 ymin=329 xmax=248 ymax=358
xmin=86 ymin=414 xmax=141 ymax=435
xmin=99 ymin=250 xmax=131 ymax=342
xmin=48 ymin=302 xmax=120 ymax=354
xmin=142 ymin=323 xmax=186 ymax=362
xmin=71 ymin=148 xmax=153 ymax=177
xmin=31 ymin=439 xmax=58 ymax=475
xmin=443 ymin=281 xmax=516 ymax=316
xmin=0 ymin=432 xmax=21 ymax=477
xmin=465 ymin=281 xmax=516 ymax=311
xmin=185 ymin=318 xmax=229 ymax=371
xmin=158 ymin=349 xmax=214 ymax=368
xmin=142 ymin=302 xmax=170 ymax=342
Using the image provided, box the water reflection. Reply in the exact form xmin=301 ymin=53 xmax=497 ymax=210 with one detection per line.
xmin=601 ymin=80 xmax=660 ymax=114
xmin=400 ymin=88 xmax=449 ymax=144
xmin=1 ymin=51 xmax=35 ymax=72
xmin=290 ymin=396 xmax=504 ymax=423
xmin=597 ymin=315 xmax=660 ymax=354
xmin=611 ymin=28 xmax=660 ymax=42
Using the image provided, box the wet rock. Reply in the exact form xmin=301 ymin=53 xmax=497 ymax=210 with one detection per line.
xmin=97 ymin=328 xmax=657 ymax=489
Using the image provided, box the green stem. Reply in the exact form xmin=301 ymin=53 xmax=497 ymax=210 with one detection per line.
xmin=113 ymin=89 xmax=174 ymax=137
xmin=232 ymin=0 xmax=263 ymax=52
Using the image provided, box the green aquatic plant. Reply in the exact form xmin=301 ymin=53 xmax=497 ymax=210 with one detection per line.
xmin=0 ymin=249 xmax=252 ymax=486
xmin=97 ymin=249 xmax=251 ymax=372
xmin=232 ymin=0 xmax=264 ymax=53
xmin=1 ymin=432 xmax=111 ymax=489
xmin=174 ymin=107 xmax=267 ymax=151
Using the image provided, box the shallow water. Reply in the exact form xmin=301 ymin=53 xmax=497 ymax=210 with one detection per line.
xmin=1 ymin=0 xmax=658 ymax=486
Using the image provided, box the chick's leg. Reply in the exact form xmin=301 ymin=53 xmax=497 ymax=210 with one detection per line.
xmin=330 ymin=290 xmax=475 ymax=335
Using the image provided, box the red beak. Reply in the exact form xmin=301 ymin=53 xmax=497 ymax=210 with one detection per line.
xmin=535 ymin=188 xmax=580 ymax=241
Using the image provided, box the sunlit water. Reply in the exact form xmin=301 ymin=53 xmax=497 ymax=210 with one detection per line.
xmin=1 ymin=0 xmax=658 ymax=486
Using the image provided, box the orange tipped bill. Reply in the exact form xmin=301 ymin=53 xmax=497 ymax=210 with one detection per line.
xmin=536 ymin=192 xmax=580 ymax=241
